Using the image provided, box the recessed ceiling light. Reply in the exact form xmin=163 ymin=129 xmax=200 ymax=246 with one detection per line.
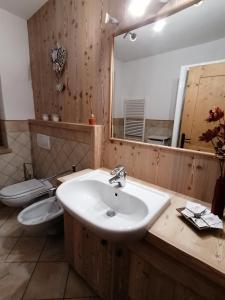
xmin=153 ymin=19 xmax=166 ymax=32
xmin=128 ymin=0 xmax=151 ymax=17
xmin=195 ymin=0 xmax=204 ymax=6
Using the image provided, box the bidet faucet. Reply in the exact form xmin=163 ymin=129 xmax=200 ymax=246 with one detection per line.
xmin=109 ymin=165 xmax=126 ymax=187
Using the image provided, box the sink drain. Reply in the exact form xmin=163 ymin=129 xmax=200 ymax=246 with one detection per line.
xmin=106 ymin=210 xmax=116 ymax=217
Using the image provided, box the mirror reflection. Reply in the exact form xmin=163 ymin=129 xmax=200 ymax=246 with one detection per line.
xmin=112 ymin=0 xmax=225 ymax=153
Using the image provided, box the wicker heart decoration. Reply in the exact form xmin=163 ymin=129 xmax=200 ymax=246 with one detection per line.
xmin=50 ymin=44 xmax=67 ymax=77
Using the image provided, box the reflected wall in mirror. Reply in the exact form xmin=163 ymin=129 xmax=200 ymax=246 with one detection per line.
xmin=111 ymin=0 xmax=225 ymax=153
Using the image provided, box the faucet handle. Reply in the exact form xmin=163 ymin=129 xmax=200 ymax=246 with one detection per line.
xmin=111 ymin=165 xmax=125 ymax=175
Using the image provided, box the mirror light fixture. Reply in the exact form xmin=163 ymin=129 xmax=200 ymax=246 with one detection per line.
xmin=123 ymin=32 xmax=137 ymax=42
xmin=153 ymin=19 xmax=166 ymax=32
xmin=128 ymin=0 xmax=151 ymax=17
xmin=105 ymin=13 xmax=119 ymax=24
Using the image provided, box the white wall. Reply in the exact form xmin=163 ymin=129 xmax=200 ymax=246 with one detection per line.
xmin=114 ymin=37 xmax=225 ymax=120
xmin=0 ymin=8 xmax=35 ymax=120
xmin=112 ymin=59 xmax=125 ymax=118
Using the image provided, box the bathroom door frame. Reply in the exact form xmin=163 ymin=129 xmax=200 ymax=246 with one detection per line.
xmin=171 ymin=58 xmax=225 ymax=147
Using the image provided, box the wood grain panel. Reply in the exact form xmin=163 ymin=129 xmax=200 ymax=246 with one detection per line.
xmin=103 ymin=140 xmax=219 ymax=203
xmin=28 ymin=0 xmax=219 ymax=203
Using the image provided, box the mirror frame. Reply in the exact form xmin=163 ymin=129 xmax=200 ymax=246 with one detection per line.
xmin=109 ymin=0 xmax=215 ymax=158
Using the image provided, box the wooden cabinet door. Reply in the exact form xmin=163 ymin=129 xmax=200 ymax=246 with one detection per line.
xmin=64 ymin=212 xmax=130 ymax=300
xmin=180 ymin=62 xmax=225 ymax=152
xmin=69 ymin=216 xmax=113 ymax=299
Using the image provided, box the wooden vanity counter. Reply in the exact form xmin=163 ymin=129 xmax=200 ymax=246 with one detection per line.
xmin=58 ymin=168 xmax=225 ymax=299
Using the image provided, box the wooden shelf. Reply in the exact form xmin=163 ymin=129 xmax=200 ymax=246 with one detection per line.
xmin=29 ymin=119 xmax=103 ymax=132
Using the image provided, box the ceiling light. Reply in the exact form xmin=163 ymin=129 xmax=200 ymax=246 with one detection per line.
xmin=153 ymin=19 xmax=166 ymax=32
xmin=128 ymin=0 xmax=151 ymax=17
xmin=195 ymin=0 xmax=204 ymax=6
xmin=105 ymin=13 xmax=119 ymax=24
xmin=123 ymin=32 xmax=137 ymax=42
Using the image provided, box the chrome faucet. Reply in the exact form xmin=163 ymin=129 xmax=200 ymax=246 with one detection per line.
xmin=109 ymin=165 xmax=127 ymax=187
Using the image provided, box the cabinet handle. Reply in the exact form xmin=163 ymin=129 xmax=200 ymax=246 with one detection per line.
xmin=180 ymin=133 xmax=191 ymax=148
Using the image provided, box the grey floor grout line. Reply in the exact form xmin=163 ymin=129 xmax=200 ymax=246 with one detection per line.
xmin=4 ymin=234 xmax=22 ymax=262
xmin=0 ymin=207 xmax=17 ymax=230
xmin=62 ymin=263 xmax=70 ymax=299
xmin=20 ymin=235 xmax=48 ymax=300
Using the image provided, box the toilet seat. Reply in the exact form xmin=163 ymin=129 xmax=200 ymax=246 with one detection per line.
xmin=0 ymin=179 xmax=53 ymax=207
xmin=17 ymin=196 xmax=64 ymax=231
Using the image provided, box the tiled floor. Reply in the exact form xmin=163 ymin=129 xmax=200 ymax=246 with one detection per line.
xmin=0 ymin=203 xmax=100 ymax=300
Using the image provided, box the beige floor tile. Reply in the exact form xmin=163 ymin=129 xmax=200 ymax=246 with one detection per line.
xmin=0 ymin=237 xmax=18 ymax=261
xmin=6 ymin=237 xmax=46 ymax=262
xmin=23 ymin=262 xmax=69 ymax=300
xmin=64 ymin=268 xmax=96 ymax=299
xmin=22 ymin=228 xmax=48 ymax=237
xmin=39 ymin=235 xmax=65 ymax=262
xmin=0 ymin=212 xmax=24 ymax=237
xmin=0 ymin=262 xmax=35 ymax=300
xmin=0 ymin=206 xmax=15 ymax=227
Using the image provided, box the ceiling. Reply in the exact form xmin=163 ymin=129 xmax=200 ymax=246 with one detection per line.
xmin=115 ymin=0 xmax=225 ymax=62
xmin=0 ymin=0 xmax=47 ymax=20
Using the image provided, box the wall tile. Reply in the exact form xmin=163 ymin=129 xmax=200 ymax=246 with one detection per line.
xmin=31 ymin=133 xmax=91 ymax=180
xmin=0 ymin=121 xmax=33 ymax=189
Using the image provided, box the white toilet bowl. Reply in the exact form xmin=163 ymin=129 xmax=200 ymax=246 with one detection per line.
xmin=17 ymin=196 xmax=64 ymax=233
xmin=0 ymin=179 xmax=53 ymax=207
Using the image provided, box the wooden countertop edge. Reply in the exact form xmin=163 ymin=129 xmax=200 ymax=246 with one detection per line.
xmin=145 ymin=232 xmax=225 ymax=288
xmin=57 ymin=168 xmax=225 ymax=285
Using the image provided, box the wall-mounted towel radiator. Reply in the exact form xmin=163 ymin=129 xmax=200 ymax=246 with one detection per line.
xmin=124 ymin=99 xmax=145 ymax=142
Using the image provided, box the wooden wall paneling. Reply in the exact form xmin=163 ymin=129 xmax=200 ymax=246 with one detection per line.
xmin=103 ymin=140 xmax=219 ymax=202
xmin=155 ymin=149 xmax=219 ymax=203
xmin=91 ymin=125 xmax=103 ymax=169
xmin=67 ymin=0 xmax=84 ymax=123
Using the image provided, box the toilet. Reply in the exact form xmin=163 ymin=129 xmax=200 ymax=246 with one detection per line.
xmin=17 ymin=196 xmax=64 ymax=233
xmin=0 ymin=179 xmax=53 ymax=207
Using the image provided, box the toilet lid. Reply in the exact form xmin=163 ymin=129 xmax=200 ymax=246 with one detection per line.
xmin=0 ymin=179 xmax=48 ymax=198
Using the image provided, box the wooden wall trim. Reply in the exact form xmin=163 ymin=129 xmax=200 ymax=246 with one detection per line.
xmin=109 ymin=138 xmax=215 ymax=159
xmin=29 ymin=119 xmax=103 ymax=145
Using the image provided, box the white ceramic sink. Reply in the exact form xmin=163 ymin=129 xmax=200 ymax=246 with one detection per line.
xmin=56 ymin=169 xmax=170 ymax=241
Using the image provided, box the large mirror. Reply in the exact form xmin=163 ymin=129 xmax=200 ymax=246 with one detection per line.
xmin=111 ymin=0 xmax=225 ymax=153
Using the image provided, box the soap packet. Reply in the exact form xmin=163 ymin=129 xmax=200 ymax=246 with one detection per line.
xmin=177 ymin=201 xmax=224 ymax=230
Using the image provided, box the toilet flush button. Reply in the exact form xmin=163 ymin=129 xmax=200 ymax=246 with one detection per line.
xmin=37 ymin=134 xmax=51 ymax=150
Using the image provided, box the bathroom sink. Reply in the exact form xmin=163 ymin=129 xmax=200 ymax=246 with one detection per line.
xmin=56 ymin=169 xmax=170 ymax=241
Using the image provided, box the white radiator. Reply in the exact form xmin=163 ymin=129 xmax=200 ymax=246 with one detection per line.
xmin=124 ymin=99 xmax=145 ymax=141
